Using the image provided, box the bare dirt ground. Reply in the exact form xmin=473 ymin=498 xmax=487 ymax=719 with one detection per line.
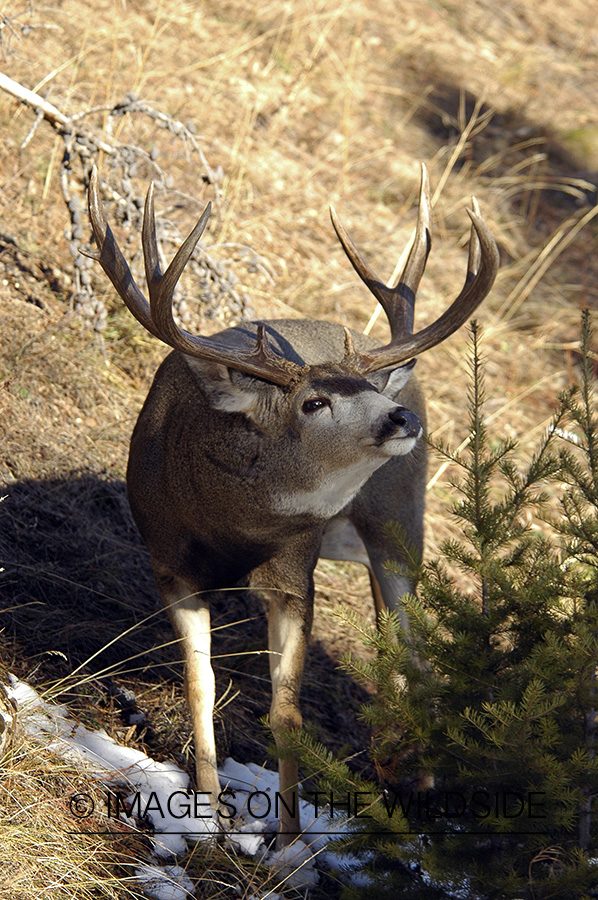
xmin=1 ymin=0 xmax=597 ymax=896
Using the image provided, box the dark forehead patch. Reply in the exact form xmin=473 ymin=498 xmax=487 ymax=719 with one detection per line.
xmin=308 ymin=375 xmax=377 ymax=397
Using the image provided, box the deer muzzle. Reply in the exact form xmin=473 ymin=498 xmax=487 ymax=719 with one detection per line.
xmin=375 ymin=405 xmax=422 ymax=447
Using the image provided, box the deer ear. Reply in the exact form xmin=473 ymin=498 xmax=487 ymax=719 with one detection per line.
xmin=184 ymin=356 xmax=264 ymax=415
xmin=367 ymin=359 xmax=417 ymax=397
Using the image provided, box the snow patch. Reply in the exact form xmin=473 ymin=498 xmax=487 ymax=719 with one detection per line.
xmin=262 ymin=838 xmax=319 ymax=890
xmin=6 ymin=675 xmax=218 ymax=858
xmin=135 ymin=864 xmax=194 ymax=900
xmin=7 ymin=676 xmax=360 ymax=893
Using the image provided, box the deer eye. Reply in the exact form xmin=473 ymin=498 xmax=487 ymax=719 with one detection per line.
xmin=302 ymin=397 xmax=331 ymax=414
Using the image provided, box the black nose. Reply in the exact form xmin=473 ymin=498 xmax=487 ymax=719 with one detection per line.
xmin=388 ymin=406 xmax=421 ymax=437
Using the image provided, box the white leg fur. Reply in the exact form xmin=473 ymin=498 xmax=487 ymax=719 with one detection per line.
xmin=162 ymin=581 xmax=221 ymax=805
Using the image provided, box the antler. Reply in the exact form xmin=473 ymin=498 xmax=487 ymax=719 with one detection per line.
xmin=86 ymin=167 xmax=304 ymax=387
xmin=87 ymin=166 xmax=498 ymax=385
xmin=331 ymin=164 xmax=500 ymax=374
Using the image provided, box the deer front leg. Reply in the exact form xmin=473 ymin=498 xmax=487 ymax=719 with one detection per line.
xmin=155 ymin=570 xmax=221 ymax=808
xmin=251 ymin=542 xmax=317 ymax=848
xmin=267 ymin=594 xmax=311 ymax=845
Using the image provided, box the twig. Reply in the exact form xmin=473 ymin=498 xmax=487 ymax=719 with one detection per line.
xmin=0 ymin=70 xmax=115 ymax=153
xmin=0 ymin=72 xmax=256 ymax=333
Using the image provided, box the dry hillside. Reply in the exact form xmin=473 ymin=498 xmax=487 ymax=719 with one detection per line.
xmin=1 ymin=0 xmax=597 ymax=896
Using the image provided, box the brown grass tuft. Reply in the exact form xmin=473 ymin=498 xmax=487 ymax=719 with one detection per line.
xmin=0 ymin=721 xmax=148 ymax=899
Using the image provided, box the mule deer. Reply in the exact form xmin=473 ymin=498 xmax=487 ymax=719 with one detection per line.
xmin=87 ymin=165 xmax=498 ymax=845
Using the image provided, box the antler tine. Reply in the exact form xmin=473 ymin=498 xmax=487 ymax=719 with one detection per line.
xmin=395 ymin=163 xmax=432 ymax=335
xmin=142 ymin=179 xmax=211 ymax=347
xmin=88 ymin=169 xmax=304 ymax=387
xmin=353 ymin=207 xmax=499 ymax=373
xmin=86 ymin=166 xmax=161 ymax=340
xmin=330 ymin=164 xmax=432 ymax=340
xmin=467 ymin=195 xmax=482 ymax=279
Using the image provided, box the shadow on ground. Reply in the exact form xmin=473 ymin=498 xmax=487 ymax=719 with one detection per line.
xmin=0 ymin=471 xmax=373 ymax=777
xmin=411 ymin=81 xmax=598 ymax=209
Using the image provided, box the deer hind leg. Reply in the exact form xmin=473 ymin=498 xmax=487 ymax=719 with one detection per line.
xmin=319 ymin=515 xmax=411 ymax=624
xmin=366 ymin=554 xmax=415 ymax=631
xmin=154 ymin=569 xmax=221 ymax=808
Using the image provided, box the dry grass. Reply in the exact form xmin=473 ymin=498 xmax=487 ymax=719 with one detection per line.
xmin=1 ymin=0 xmax=598 ymax=895
xmin=0 ymin=718 xmax=148 ymax=900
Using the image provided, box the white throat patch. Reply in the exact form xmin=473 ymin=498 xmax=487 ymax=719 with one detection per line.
xmin=274 ymin=457 xmax=385 ymax=518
